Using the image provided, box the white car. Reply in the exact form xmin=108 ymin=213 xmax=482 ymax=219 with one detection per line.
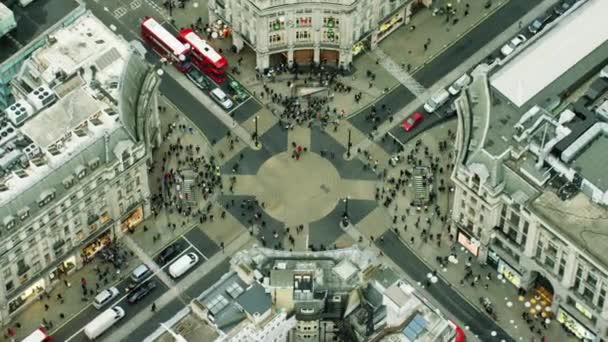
xmin=210 ymin=88 xmax=234 ymax=109
xmin=93 ymin=287 xmax=120 ymax=310
xmin=500 ymin=34 xmax=527 ymax=56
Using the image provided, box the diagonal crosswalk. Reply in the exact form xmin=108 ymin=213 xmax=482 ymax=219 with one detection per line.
xmin=370 ymin=48 xmax=427 ymax=97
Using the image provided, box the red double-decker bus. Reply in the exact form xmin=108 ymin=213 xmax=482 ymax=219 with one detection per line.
xmin=141 ymin=17 xmax=191 ymax=72
xmin=178 ymin=28 xmax=228 ymax=83
xmin=22 ymin=328 xmax=53 ymax=342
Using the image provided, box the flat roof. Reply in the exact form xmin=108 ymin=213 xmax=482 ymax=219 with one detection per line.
xmin=0 ymin=0 xmax=79 ymax=64
xmin=532 ymin=190 xmax=608 ymax=268
xmin=490 ymin=0 xmax=608 ymax=107
xmin=570 ymin=134 xmax=608 ymax=192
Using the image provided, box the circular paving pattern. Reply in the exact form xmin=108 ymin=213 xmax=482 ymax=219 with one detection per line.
xmin=254 ymin=151 xmax=342 ymax=225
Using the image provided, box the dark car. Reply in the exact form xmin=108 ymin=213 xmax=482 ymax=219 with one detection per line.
xmin=528 ymin=13 xmax=553 ymax=35
xmin=553 ymin=0 xmax=575 ymax=16
xmin=156 ymin=243 xmax=181 ymax=265
xmin=127 ymin=281 xmax=157 ymax=304
xmin=186 ymin=68 xmax=213 ymax=90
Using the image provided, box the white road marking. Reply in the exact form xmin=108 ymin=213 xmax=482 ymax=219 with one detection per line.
xmin=130 ymin=0 xmax=142 ymax=10
xmin=182 ymin=236 xmax=209 ymax=260
xmin=114 ymin=6 xmax=128 ymax=19
xmin=228 ymin=97 xmax=251 ymax=115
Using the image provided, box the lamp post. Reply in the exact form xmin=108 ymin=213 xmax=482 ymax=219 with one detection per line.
xmin=346 ymin=129 xmax=352 ymax=158
xmin=341 ymin=196 xmax=350 ymax=227
xmin=254 ymin=115 xmax=259 ymax=147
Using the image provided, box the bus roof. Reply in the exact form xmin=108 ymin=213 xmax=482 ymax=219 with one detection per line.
xmin=182 ymin=30 xmax=223 ymax=64
xmin=22 ymin=329 xmax=49 ymax=342
xmin=142 ymin=18 xmax=188 ymax=55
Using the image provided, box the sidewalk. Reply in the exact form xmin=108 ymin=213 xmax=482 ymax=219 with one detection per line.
xmin=353 ymin=119 xmax=572 ymax=341
xmin=5 ymin=94 xmax=220 ymax=341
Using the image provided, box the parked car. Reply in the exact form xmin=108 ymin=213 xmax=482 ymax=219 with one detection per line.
xmin=186 ymin=68 xmax=212 ymax=90
xmin=93 ymin=287 xmax=120 ymax=310
xmin=402 ymin=112 xmax=424 ymax=132
xmin=423 ymin=88 xmax=450 ymax=113
xmin=528 ymin=14 xmax=553 ymax=35
xmin=210 ymin=88 xmax=234 ymax=109
xmin=156 ymin=243 xmax=181 ymax=265
xmin=228 ymin=81 xmax=248 ymax=102
xmin=500 ymin=34 xmax=527 ymax=56
xmin=127 ymin=281 xmax=157 ymax=304
xmin=553 ymin=0 xmax=575 ymax=16
xmin=448 ymin=73 xmax=472 ymax=95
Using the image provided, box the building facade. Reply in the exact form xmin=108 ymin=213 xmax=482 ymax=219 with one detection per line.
xmin=0 ymin=12 xmax=161 ymax=323
xmin=450 ymin=2 xmax=608 ymax=340
xmin=208 ymin=0 xmax=431 ymax=70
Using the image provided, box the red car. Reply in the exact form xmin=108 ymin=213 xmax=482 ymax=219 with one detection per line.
xmin=402 ymin=112 xmax=424 ymax=131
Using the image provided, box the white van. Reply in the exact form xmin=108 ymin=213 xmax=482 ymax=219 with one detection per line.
xmin=448 ymin=74 xmax=471 ymax=95
xmin=84 ymin=306 xmax=125 ymax=340
xmin=168 ymin=252 xmax=199 ymax=278
xmin=423 ymin=88 xmax=450 ymax=113
xmin=210 ymin=88 xmax=234 ymax=109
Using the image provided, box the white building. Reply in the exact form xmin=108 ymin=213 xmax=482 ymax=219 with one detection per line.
xmin=208 ymin=0 xmax=432 ymax=70
xmin=451 ymin=1 xmax=608 ymax=340
xmin=0 ymin=12 xmax=161 ymax=322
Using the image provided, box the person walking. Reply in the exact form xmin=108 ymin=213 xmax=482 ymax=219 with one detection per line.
xmin=151 ymin=302 xmax=157 ymax=312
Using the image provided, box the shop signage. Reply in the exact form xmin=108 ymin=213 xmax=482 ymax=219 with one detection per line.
xmin=575 ymin=302 xmax=594 ymax=320
xmin=497 ymin=260 xmax=522 ymax=287
xmin=457 ymin=231 xmax=479 ymax=256
xmin=557 ymin=308 xmax=595 ymax=341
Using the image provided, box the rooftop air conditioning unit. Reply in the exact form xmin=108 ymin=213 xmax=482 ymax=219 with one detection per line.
xmin=22 ymin=143 xmax=41 ymax=159
xmin=0 ymin=120 xmax=18 ymax=147
xmin=26 ymin=84 xmax=57 ymax=112
xmin=5 ymin=100 xmax=34 ymax=126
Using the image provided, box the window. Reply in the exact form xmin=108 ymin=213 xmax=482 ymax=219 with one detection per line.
xmin=323 ymin=17 xmax=339 ymax=27
xmin=586 ymin=273 xmax=598 ymax=288
xmin=269 ymin=19 xmax=285 ymax=31
xmin=509 ymin=212 xmax=520 ymax=227
xmin=269 ymin=33 xmax=285 ymax=44
xmin=322 ymin=30 xmax=339 ymax=43
xmin=296 ymin=16 xmax=312 ymax=27
xmin=296 ymin=30 xmax=311 ymax=41
xmin=5 ymin=281 xmax=13 ymax=292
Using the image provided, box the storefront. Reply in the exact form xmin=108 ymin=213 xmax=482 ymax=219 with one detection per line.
xmin=556 ymin=307 xmax=595 ymax=341
xmin=8 ymin=278 xmax=45 ymax=314
xmin=457 ymin=229 xmax=479 ymax=256
xmin=293 ymin=49 xmax=314 ymax=65
xmin=497 ymin=259 xmax=523 ymax=288
xmin=81 ymin=229 xmax=112 ymax=261
xmin=320 ymin=50 xmax=339 ymax=66
xmin=48 ymin=255 xmax=77 ymax=282
xmin=375 ymin=9 xmax=405 ymax=43
xmin=120 ymin=205 xmax=144 ymax=233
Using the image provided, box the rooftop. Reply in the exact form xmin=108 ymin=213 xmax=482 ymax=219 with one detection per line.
xmin=0 ymin=12 xmax=141 ymax=214
xmin=531 ymin=190 xmax=608 ymax=267
xmin=247 ymin=0 xmax=358 ymax=11
xmin=490 ymin=0 xmax=608 ymax=107
xmin=570 ymin=133 xmax=608 ymax=191
xmin=0 ymin=0 xmax=80 ymax=64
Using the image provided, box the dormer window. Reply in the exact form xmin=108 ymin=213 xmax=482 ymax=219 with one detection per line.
xmin=18 ymin=207 xmax=29 ymax=221
xmin=63 ymin=175 xmax=75 ymax=189
xmin=38 ymin=189 xmax=56 ymax=207
xmin=75 ymin=165 xmax=87 ymax=179
xmin=88 ymin=157 xmax=100 ymax=170
xmin=3 ymin=216 xmax=15 ymax=230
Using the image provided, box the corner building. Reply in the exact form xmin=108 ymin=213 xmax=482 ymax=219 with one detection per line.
xmin=208 ymin=0 xmax=432 ymax=70
xmin=0 ymin=12 xmax=161 ymax=323
xmin=450 ymin=1 xmax=608 ymax=340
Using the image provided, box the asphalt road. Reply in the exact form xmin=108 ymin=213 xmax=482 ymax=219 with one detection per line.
xmin=378 ymin=230 xmax=514 ymax=342
xmin=349 ymin=0 xmax=544 ymax=153
xmin=52 ymin=227 xmax=221 ymax=341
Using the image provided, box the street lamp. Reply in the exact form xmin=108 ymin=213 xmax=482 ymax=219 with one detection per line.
xmin=346 ymin=129 xmax=352 ymax=158
xmin=341 ymin=196 xmax=350 ymax=227
xmin=254 ymin=115 xmax=260 ymax=147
